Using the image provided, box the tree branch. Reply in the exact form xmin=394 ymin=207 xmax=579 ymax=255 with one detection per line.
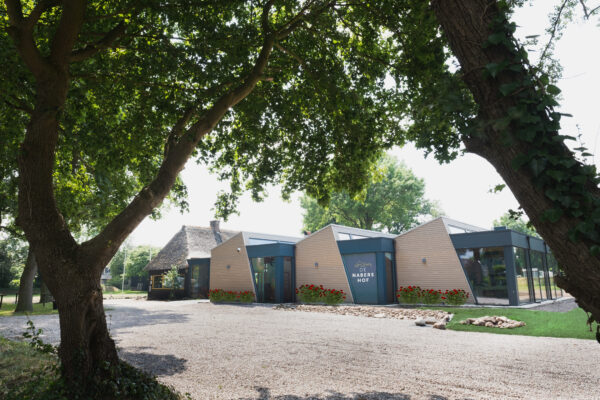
xmin=5 ymin=0 xmax=50 ymax=77
xmin=70 ymin=21 xmax=127 ymax=62
xmin=49 ymin=0 xmax=87 ymax=65
xmin=81 ymin=1 xmax=279 ymax=265
xmin=540 ymin=0 xmax=569 ymax=63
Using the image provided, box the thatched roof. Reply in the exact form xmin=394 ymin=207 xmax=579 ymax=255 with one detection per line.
xmin=144 ymin=225 xmax=239 ymax=272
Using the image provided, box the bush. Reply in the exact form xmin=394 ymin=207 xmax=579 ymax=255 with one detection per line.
xmin=443 ymin=289 xmax=469 ymax=305
xmin=421 ymin=288 xmax=442 ymax=305
xmin=238 ymin=291 xmax=254 ymax=303
xmin=396 ymin=286 xmax=422 ymax=304
xmin=208 ymin=289 xmax=226 ymax=302
xmin=322 ymin=288 xmax=346 ymax=305
xmin=296 ymin=284 xmax=324 ymax=303
xmin=209 ymin=289 xmax=254 ymax=303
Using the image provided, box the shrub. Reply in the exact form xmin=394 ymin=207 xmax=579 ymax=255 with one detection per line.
xmin=222 ymin=291 xmax=237 ymax=302
xmin=296 ymin=284 xmax=324 ymax=303
xmin=396 ymin=286 xmax=422 ymax=304
xmin=421 ymin=289 xmax=442 ymax=305
xmin=443 ymin=289 xmax=469 ymax=305
xmin=209 ymin=289 xmax=254 ymax=303
xmin=208 ymin=289 xmax=226 ymax=302
xmin=322 ymin=288 xmax=346 ymax=305
xmin=238 ymin=291 xmax=254 ymax=303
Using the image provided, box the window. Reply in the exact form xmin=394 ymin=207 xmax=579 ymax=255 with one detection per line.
xmin=546 ymin=253 xmax=563 ymax=299
xmin=514 ymin=247 xmax=533 ymax=303
xmin=458 ymin=247 xmax=508 ymax=305
xmin=151 ymin=275 xmax=163 ymax=289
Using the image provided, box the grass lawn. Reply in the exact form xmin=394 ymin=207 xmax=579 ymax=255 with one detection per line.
xmin=425 ymin=307 xmax=596 ymax=340
xmin=0 ymin=337 xmax=57 ymax=398
xmin=0 ymin=303 xmax=58 ymax=318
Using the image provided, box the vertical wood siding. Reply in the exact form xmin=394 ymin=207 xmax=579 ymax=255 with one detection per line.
xmin=394 ymin=218 xmax=474 ymax=302
xmin=295 ymin=226 xmax=354 ymax=302
xmin=210 ymin=233 xmax=255 ymax=296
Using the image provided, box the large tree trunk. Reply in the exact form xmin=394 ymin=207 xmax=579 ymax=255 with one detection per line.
xmin=14 ymin=248 xmax=36 ymax=312
xmin=432 ymin=0 xmax=600 ymax=324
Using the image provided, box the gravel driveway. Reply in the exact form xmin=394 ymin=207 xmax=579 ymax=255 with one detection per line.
xmin=1 ymin=299 xmax=598 ymax=400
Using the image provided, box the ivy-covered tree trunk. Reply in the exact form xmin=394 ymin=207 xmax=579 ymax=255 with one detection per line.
xmin=432 ymin=0 xmax=600 ymax=326
xmin=14 ymin=248 xmax=36 ymax=312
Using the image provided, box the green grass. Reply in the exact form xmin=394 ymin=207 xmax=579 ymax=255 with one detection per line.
xmin=102 ymin=288 xmax=146 ymax=295
xmin=425 ymin=307 xmax=596 ymax=340
xmin=0 ymin=303 xmax=58 ymax=317
xmin=0 ymin=337 xmax=58 ymax=398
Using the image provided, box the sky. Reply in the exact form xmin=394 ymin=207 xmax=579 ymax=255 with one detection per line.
xmin=129 ymin=2 xmax=600 ymax=248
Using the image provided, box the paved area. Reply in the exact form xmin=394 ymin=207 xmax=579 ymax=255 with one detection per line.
xmin=1 ymin=299 xmax=598 ymax=399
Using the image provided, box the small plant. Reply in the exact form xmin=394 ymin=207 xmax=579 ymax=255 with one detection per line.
xmin=443 ymin=289 xmax=469 ymax=306
xmin=223 ymin=291 xmax=237 ymax=302
xmin=238 ymin=291 xmax=254 ymax=303
xmin=163 ymin=265 xmax=183 ymax=299
xmin=208 ymin=289 xmax=226 ymax=302
xmin=209 ymin=289 xmax=255 ymax=303
xmin=22 ymin=319 xmax=56 ymax=354
xmin=296 ymin=284 xmax=324 ymax=304
xmin=421 ymin=289 xmax=442 ymax=305
xmin=396 ymin=286 xmax=422 ymax=305
xmin=322 ymin=288 xmax=346 ymax=305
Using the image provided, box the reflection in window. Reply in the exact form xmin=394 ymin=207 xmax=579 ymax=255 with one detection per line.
xmin=546 ymin=253 xmax=563 ymax=299
xmin=251 ymin=256 xmax=276 ymax=302
xmin=530 ymin=251 xmax=548 ymax=301
xmin=513 ymin=247 xmax=533 ymax=303
xmin=385 ymin=253 xmax=395 ymax=304
xmin=457 ymin=247 xmax=508 ymax=305
xmin=151 ymin=275 xmax=163 ymax=289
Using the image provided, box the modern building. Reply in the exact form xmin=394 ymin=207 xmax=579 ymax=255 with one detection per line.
xmin=146 ymin=217 xmax=565 ymax=305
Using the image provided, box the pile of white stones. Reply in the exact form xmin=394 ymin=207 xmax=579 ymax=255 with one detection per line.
xmin=274 ymin=304 xmax=452 ymax=327
xmin=460 ymin=315 xmax=526 ymax=329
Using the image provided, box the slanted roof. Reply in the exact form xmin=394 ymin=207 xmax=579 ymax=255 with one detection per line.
xmin=242 ymin=231 xmax=302 ymax=246
xmin=145 ymin=225 xmax=239 ymax=272
xmin=330 ymin=224 xmax=396 ymax=240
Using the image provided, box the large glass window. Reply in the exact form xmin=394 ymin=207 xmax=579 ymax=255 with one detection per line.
xmin=191 ymin=265 xmax=200 ymax=297
xmin=546 ymin=253 xmax=563 ymax=299
xmin=513 ymin=247 xmax=533 ymax=303
xmin=530 ymin=251 xmax=548 ymax=301
xmin=151 ymin=275 xmax=163 ymax=289
xmin=385 ymin=253 xmax=395 ymax=304
xmin=251 ymin=256 xmax=276 ymax=302
xmin=283 ymin=257 xmax=293 ymax=302
xmin=457 ymin=247 xmax=508 ymax=305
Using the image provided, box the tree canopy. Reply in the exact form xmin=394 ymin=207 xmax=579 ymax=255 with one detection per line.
xmin=301 ymin=155 xmax=440 ymax=234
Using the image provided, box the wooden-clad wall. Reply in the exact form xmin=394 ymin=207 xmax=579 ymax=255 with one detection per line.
xmin=210 ymin=233 xmax=255 ymax=297
xmin=295 ymin=226 xmax=354 ymax=302
xmin=394 ymin=218 xmax=474 ymax=302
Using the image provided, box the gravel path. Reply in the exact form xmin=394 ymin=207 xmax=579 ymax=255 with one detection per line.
xmin=1 ymin=299 xmax=598 ymax=400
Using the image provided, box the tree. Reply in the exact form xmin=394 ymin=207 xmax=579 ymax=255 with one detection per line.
xmin=493 ymin=211 xmax=538 ymax=237
xmin=1 ymin=0 xmax=400 ymax=389
xmin=107 ymin=245 xmax=157 ymax=289
xmin=371 ymin=0 xmax=600 ymax=327
xmin=163 ymin=265 xmax=182 ymax=299
xmin=300 ymin=155 xmax=440 ymax=234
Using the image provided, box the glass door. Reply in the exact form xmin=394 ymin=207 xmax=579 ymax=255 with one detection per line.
xmin=251 ymin=256 xmax=276 ymax=302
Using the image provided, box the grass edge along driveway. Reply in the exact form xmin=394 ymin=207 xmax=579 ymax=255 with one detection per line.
xmin=424 ymin=307 xmax=595 ymax=340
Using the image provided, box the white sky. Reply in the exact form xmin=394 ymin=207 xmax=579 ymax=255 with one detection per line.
xmin=130 ymin=2 xmax=600 ymax=247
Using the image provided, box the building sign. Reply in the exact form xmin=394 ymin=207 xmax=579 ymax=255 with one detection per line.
xmin=342 ymin=253 xmax=378 ymax=304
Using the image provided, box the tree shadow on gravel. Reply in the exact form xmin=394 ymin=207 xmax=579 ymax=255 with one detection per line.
xmin=239 ymin=387 xmax=453 ymax=400
xmin=105 ymin=306 xmax=190 ymax=333
xmin=119 ymin=348 xmax=188 ymax=376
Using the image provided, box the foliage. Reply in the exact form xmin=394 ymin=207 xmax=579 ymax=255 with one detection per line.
xmin=108 ymin=245 xmax=158 ymax=289
xmin=442 ymin=289 xmax=469 ymax=306
xmin=429 ymin=306 xmax=597 ymax=340
xmin=301 ymin=155 xmax=440 ymax=234
xmin=208 ymin=289 xmax=254 ymax=303
xmin=238 ymin=291 xmax=254 ymax=303
xmin=296 ymin=284 xmax=346 ymax=304
xmin=493 ymin=211 xmax=539 ymax=237
xmin=322 ymin=288 xmax=346 ymax=305
xmin=296 ymin=284 xmax=324 ymax=304
xmin=421 ymin=289 xmax=443 ymax=305
xmin=22 ymin=319 xmax=56 ymax=354
xmin=0 ymin=238 xmax=27 ymax=288
xmin=396 ymin=286 xmax=422 ymax=305
xmin=163 ymin=265 xmax=183 ymax=299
